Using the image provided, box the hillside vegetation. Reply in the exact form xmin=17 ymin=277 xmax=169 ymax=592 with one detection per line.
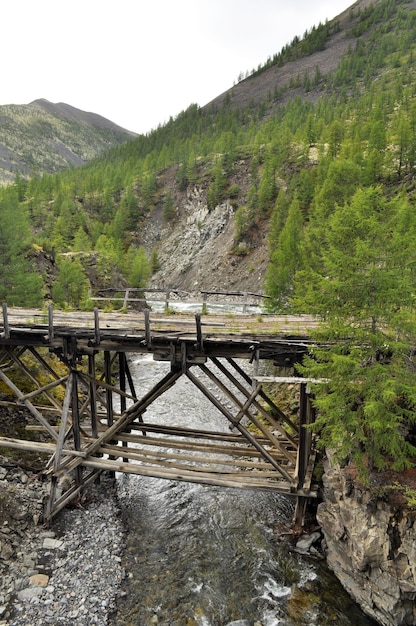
xmin=1 ymin=0 xmax=416 ymax=474
xmin=0 ymin=98 xmax=135 ymax=183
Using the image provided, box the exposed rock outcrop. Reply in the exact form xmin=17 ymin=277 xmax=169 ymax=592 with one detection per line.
xmin=317 ymin=452 xmax=416 ymax=626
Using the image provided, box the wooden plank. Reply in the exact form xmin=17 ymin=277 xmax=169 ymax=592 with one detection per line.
xmin=90 ymin=419 xmax=297 ymax=448
xmin=88 ymin=431 xmax=294 ymax=462
xmin=254 ymin=376 xmax=328 ymax=384
xmin=0 ymin=436 xmax=85 ymax=456
xmin=80 ymin=456 xmax=295 ymax=492
xmin=53 ymin=372 xmax=74 ymax=472
xmin=98 ymin=443 xmax=288 ymax=474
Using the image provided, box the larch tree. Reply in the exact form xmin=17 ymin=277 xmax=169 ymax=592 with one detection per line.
xmin=0 ymin=188 xmax=43 ymax=307
xmin=295 ymin=186 xmax=416 ymax=475
xmin=265 ymin=196 xmax=304 ymax=311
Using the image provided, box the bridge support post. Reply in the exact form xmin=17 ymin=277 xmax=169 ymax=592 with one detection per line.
xmin=293 ymin=383 xmax=316 ymax=528
xmin=293 ymin=496 xmax=308 ymax=530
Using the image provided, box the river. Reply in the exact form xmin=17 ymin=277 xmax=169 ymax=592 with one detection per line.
xmin=110 ymin=355 xmax=378 ymax=626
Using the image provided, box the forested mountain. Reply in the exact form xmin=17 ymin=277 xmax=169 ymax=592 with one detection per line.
xmin=2 ymin=0 xmax=416 ymax=471
xmin=0 ymin=98 xmax=135 ymax=183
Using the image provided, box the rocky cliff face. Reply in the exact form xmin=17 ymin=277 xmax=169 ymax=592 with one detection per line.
xmin=144 ymin=178 xmax=269 ymax=295
xmin=317 ymin=452 xmax=416 ymax=626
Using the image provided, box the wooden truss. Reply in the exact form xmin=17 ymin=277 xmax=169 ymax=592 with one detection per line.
xmin=0 ymin=308 xmax=317 ymax=526
xmin=0 ymin=347 xmax=317 ymax=525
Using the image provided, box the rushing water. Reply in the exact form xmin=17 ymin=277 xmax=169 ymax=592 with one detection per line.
xmin=111 ymin=356 xmax=377 ymax=626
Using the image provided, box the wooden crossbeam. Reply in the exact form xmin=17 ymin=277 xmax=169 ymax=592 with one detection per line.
xmin=0 ymin=369 xmax=59 ymax=441
xmin=198 ymin=363 xmax=297 ymax=464
xmin=185 ymin=368 xmax=296 ymax=485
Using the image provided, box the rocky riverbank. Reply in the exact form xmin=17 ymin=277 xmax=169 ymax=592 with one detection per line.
xmin=317 ymin=451 xmax=416 ymax=626
xmin=0 ymin=461 xmax=124 ymax=626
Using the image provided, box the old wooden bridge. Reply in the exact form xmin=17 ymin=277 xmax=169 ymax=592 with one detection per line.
xmin=0 ymin=304 xmax=319 ymax=526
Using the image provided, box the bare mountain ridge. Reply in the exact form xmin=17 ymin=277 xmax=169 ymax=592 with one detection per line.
xmin=0 ymin=98 xmax=136 ymax=184
xmin=31 ymin=99 xmax=136 ymax=134
xmin=204 ymin=0 xmax=391 ymax=114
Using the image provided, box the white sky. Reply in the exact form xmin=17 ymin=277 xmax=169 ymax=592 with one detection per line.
xmin=2 ymin=0 xmax=354 ymax=134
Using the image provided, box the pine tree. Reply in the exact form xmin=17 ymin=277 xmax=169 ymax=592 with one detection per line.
xmin=126 ymin=246 xmax=150 ymax=288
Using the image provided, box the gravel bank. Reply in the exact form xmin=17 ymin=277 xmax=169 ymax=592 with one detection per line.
xmin=0 ymin=462 xmax=125 ymax=626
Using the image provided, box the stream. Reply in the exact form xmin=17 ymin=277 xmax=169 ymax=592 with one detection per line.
xmin=110 ymin=355 xmax=378 ymax=626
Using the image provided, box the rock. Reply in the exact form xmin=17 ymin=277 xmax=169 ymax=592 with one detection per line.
xmin=19 ymin=473 xmax=28 ymax=485
xmin=0 ymin=464 xmax=124 ymax=626
xmin=42 ymin=537 xmax=64 ymax=550
xmin=17 ymin=586 xmax=44 ymax=601
xmin=318 ymin=454 xmax=416 ymax=626
xmin=0 ymin=540 xmax=14 ymax=561
xmin=295 ymin=531 xmax=321 ymax=554
xmin=29 ymin=574 xmax=49 ymax=588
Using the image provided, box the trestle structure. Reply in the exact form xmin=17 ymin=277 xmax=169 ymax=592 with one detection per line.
xmin=0 ymin=306 xmax=318 ymax=526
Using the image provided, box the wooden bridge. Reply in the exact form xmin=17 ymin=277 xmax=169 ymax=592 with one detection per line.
xmin=0 ymin=304 xmax=319 ymax=527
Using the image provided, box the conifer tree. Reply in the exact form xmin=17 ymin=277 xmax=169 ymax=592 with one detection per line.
xmin=0 ymin=188 xmax=43 ymax=306
xmin=53 ymin=256 xmax=89 ymax=309
xmin=265 ymin=196 xmax=303 ymax=311
xmin=295 ymin=187 xmax=416 ymax=474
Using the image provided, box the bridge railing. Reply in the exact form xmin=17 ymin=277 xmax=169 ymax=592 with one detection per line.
xmin=89 ymin=288 xmax=271 ymax=314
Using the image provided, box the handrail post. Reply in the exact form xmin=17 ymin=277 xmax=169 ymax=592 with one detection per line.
xmin=164 ymin=290 xmax=170 ymax=313
xmin=48 ymin=304 xmax=54 ymax=341
xmin=144 ymin=308 xmax=152 ymax=347
xmin=94 ymin=307 xmax=100 ymax=346
xmin=242 ymin=292 xmax=248 ymax=314
xmin=123 ymin=288 xmax=130 ymax=310
xmin=2 ymin=302 xmax=9 ymax=339
xmin=195 ymin=313 xmax=204 ymax=351
xmin=201 ymin=292 xmax=208 ymax=315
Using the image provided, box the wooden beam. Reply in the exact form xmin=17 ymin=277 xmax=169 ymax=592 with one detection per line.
xmin=0 ymin=369 xmax=59 ymax=441
xmin=6 ymin=348 xmax=63 ymax=413
xmin=224 ymin=358 xmax=300 ymax=434
xmin=254 ymin=376 xmax=328 ymax=384
xmin=18 ymin=375 xmax=68 ymax=402
xmin=48 ymin=367 xmax=184 ymax=477
xmin=185 ymin=368 xmax=295 ymax=485
xmin=97 ymin=443 xmax=287 ymax=473
xmin=200 ymin=359 xmax=298 ymax=449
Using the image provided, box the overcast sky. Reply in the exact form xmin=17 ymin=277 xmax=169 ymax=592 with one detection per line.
xmin=2 ymin=0 xmax=354 ymax=134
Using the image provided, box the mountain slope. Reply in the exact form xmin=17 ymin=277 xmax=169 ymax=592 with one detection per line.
xmin=204 ymin=0 xmax=370 ymax=113
xmin=4 ymin=0 xmax=416 ymax=304
xmin=0 ymin=98 xmax=136 ymax=184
